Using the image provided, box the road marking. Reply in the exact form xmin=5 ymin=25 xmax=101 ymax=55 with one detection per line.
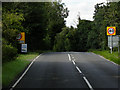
xmin=76 ymin=66 xmax=82 ymax=74
xmin=72 ymin=60 xmax=76 ymax=65
xmin=68 ymin=54 xmax=71 ymax=61
xmin=69 ymin=53 xmax=94 ymax=90
xmin=10 ymin=54 xmax=41 ymax=89
xmin=98 ymin=55 xmax=118 ymax=66
xmin=72 ymin=57 xmax=74 ymax=59
xmin=92 ymin=52 xmax=119 ymax=66
xmin=83 ymin=76 xmax=94 ymax=90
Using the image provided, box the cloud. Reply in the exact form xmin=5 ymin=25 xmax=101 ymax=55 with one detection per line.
xmin=62 ymin=0 xmax=107 ymax=27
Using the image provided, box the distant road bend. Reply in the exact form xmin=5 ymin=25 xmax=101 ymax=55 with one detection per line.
xmin=10 ymin=52 xmax=119 ymax=89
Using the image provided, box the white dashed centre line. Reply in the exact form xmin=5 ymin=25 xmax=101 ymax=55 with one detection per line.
xmin=68 ymin=53 xmax=94 ymax=90
xmin=68 ymin=54 xmax=71 ymax=61
xmin=83 ymin=77 xmax=94 ymax=90
xmin=76 ymin=66 xmax=82 ymax=73
xmin=72 ymin=60 xmax=76 ymax=65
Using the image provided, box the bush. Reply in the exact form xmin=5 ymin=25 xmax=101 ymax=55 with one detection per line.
xmin=2 ymin=39 xmax=18 ymax=63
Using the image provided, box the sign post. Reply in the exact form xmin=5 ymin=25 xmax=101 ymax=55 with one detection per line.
xmin=111 ymin=35 xmax=113 ymax=54
xmin=107 ymin=27 xmax=116 ymax=54
xmin=21 ymin=44 xmax=27 ymax=53
xmin=17 ymin=32 xmax=27 ymax=53
xmin=118 ymin=35 xmax=120 ymax=59
xmin=16 ymin=32 xmax=25 ymax=44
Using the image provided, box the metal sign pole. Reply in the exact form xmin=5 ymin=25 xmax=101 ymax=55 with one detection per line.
xmin=111 ymin=35 xmax=113 ymax=54
xmin=118 ymin=40 xmax=119 ymax=53
xmin=118 ymin=36 xmax=120 ymax=58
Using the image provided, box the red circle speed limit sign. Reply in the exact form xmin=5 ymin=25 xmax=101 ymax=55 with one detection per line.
xmin=107 ymin=27 xmax=116 ymax=35
xmin=16 ymin=33 xmax=22 ymax=40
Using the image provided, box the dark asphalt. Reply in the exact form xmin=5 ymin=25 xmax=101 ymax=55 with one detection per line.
xmin=12 ymin=52 xmax=119 ymax=89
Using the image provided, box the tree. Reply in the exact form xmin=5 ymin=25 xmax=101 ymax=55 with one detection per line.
xmin=2 ymin=2 xmax=24 ymax=47
xmin=93 ymin=2 xmax=120 ymax=50
xmin=76 ymin=19 xmax=93 ymax=51
xmin=45 ymin=1 xmax=69 ymax=49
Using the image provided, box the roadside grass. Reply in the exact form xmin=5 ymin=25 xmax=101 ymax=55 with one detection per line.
xmin=2 ymin=52 xmax=39 ymax=87
xmin=91 ymin=50 xmax=120 ymax=65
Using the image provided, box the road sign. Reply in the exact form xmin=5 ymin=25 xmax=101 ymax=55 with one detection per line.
xmin=17 ymin=32 xmax=25 ymax=44
xmin=108 ymin=35 xmax=119 ymax=47
xmin=16 ymin=33 xmax=22 ymax=40
xmin=21 ymin=44 xmax=27 ymax=53
xmin=107 ymin=27 xmax=116 ymax=35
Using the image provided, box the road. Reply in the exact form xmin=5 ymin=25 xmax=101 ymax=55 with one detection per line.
xmin=11 ymin=52 xmax=119 ymax=89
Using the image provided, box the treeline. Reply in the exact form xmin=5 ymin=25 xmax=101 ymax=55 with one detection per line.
xmin=2 ymin=1 xmax=120 ymax=62
xmin=2 ymin=1 xmax=68 ymax=62
xmin=53 ymin=20 xmax=93 ymax=51
xmin=54 ymin=1 xmax=120 ymax=51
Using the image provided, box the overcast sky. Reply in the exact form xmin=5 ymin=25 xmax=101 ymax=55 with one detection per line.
xmin=62 ymin=0 xmax=107 ymax=27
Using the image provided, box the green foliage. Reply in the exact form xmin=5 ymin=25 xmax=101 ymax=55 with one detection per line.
xmin=2 ymin=2 xmax=68 ymax=62
xmin=44 ymin=2 xmax=69 ymax=49
xmin=2 ymin=2 xmax=25 ymax=49
xmin=54 ymin=20 xmax=93 ymax=52
xmin=76 ymin=19 xmax=93 ymax=51
xmin=2 ymin=38 xmax=17 ymax=63
xmin=87 ymin=28 xmax=99 ymax=49
xmin=2 ymin=52 xmax=39 ymax=87
xmin=93 ymin=2 xmax=120 ymax=50
xmin=53 ymin=27 xmax=70 ymax=51
xmin=92 ymin=50 xmax=119 ymax=65
xmin=54 ymin=1 xmax=120 ymax=52
xmin=2 ymin=1 xmax=120 ymax=57
xmin=18 ymin=2 xmax=69 ymax=51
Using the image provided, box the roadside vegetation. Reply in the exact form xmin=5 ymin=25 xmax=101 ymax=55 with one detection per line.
xmin=54 ymin=2 xmax=120 ymax=51
xmin=2 ymin=52 xmax=39 ymax=87
xmin=2 ymin=1 xmax=120 ymax=88
xmin=2 ymin=1 xmax=69 ymax=63
xmin=2 ymin=2 xmax=120 ymax=61
xmin=91 ymin=50 xmax=120 ymax=65
xmin=2 ymin=1 xmax=68 ymax=88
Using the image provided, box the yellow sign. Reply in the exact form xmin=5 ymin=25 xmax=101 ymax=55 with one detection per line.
xmin=17 ymin=32 xmax=25 ymax=44
xmin=107 ymin=27 xmax=116 ymax=35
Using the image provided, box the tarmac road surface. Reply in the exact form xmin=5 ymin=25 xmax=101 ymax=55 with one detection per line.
xmin=10 ymin=52 xmax=120 ymax=89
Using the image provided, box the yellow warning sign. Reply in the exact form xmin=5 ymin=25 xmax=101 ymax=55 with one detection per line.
xmin=17 ymin=32 xmax=25 ymax=44
xmin=107 ymin=27 xmax=116 ymax=35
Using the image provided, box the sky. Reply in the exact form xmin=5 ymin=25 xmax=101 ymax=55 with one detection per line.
xmin=62 ymin=0 xmax=107 ymax=27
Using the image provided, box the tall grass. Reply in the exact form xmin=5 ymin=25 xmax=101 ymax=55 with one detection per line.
xmin=2 ymin=52 xmax=39 ymax=87
xmin=92 ymin=50 xmax=120 ymax=65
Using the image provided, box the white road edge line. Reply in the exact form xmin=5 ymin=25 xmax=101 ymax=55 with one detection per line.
xmin=92 ymin=52 xmax=119 ymax=66
xmin=98 ymin=55 xmax=118 ymax=66
xmin=75 ymin=66 xmax=82 ymax=74
xmin=10 ymin=54 xmax=41 ymax=89
xmin=83 ymin=76 xmax=94 ymax=90
xmin=68 ymin=54 xmax=71 ymax=61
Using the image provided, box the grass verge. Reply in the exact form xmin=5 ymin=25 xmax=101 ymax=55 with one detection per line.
xmin=2 ymin=52 xmax=39 ymax=87
xmin=91 ymin=50 xmax=120 ymax=65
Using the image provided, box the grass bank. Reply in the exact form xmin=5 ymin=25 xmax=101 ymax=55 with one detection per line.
xmin=2 ymin=52 xmax=39 ymax=87
xmin=91 ymin=50 xmax=120 ymax=65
